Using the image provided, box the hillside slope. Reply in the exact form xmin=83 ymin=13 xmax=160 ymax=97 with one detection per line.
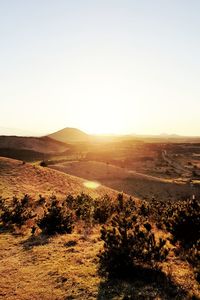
xmin=0 ymin=136 xmax=69 ymax=154
xmin=0 ymin=157 xmax=121 ymax=200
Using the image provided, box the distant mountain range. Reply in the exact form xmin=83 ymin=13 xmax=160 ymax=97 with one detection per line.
xmin=0 ymin=127 xmax=200 ymax=146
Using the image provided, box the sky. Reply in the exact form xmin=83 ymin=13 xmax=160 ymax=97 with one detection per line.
xmin=0 ymin=0 xmax=200 ymax=136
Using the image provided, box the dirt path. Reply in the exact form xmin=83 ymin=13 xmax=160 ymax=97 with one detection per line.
xmin=161 ymin=150 xmax=189 ymax=174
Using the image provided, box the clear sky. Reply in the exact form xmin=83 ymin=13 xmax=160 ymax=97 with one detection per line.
xmin=0 ymin=0 xmax=200 ymax=136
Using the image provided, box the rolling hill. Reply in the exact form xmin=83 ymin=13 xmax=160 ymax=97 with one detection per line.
xmin=0 ymin=157 xmax=122 ymax=200
xmin=0 ymin=136 xmax=69 ymax=154
xmin=48 ymin=127 xmax=90 ymax=143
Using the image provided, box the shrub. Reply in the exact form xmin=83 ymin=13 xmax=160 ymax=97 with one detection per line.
xmin=93 ymin=195 xmax=114 ymax=224
xmin=186 ymin=240 xmax=200 ymax=282
xmin=40 ymin=160 xmax=47 ymax=167
xmin=65 ymin=193 xmax=95 ymax=224
xmin=73 ymin=193 xmax=94 ymax=222
xmin=65 ymin=194 xmax=75 ymax=210
xmin=0 ymin=195 xmax=33 ymax=228
xmin=36 ymin=195 xmax=46 ymax=206
xmin=164 ymin=197 xmax=200 ymax=248
xmin=139 ymin=201 xmax=150 ymax=217
xmin=99 ymin=194 xmax=168 ymax=277
xmin=37 ymin=197 xmax=74 ymax=235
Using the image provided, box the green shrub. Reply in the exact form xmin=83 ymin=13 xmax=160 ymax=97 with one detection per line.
xmin=65 ymin=194 xmax=75 ymax=210
xmin=93 ymin=195 xmax=114 ymax=224
xmin=0 ymin=195 xmax=33 ymax=228
xmin=37 ymin=197 xmax=74 ymax=235
xmin=65 ymin=193 xmax=114 ymax=225
xmin=99 ymin=194 xmax=168 ymax=277
xmin=186 ymin=240 xmax=200 ymax=282
xmin=65 ymin=193 xmax=94 ymax=223
xmin=164 ymin=197 xmax=200 ymax=248
xmin=74 ymin=193 xmax=94 ymax=222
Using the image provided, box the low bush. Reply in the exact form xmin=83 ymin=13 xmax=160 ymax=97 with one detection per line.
xmin=40 ymin=160 xmax=47 ymax=167
xmin=164 ymin=197 xmax=200 ymax=248
xmin=93 ymin=195 xmax=115 ymax=224
xmin=37 ymin=197 xmax=74 ymax=235
xmin=0 ymin=195 xmax=33 ymax=229
xmin=65 ymin=193 xmax=114 ymax=225
xmin=99 ymin=194 xmax=169 ymax=277
xmin=186 ymin=240 xmax=200 ymax=282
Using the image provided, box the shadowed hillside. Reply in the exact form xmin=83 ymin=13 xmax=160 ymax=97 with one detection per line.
xmin=0 ymin=136 xmax=69 ymax=154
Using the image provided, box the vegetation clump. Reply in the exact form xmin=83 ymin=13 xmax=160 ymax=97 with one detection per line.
xmin=164 ymin=197 xmax=200 ymax=283
xmin=164 ymin=197 xmax=200 ymax=248
xmin=185 ymin=240 xmax=200 ymax=282
xmin=93 ymin=195 xmax=115 ymax=224
xmin=99 ymin=194 xmax=169 ymax=277
xmin=65 ymin=193 xmax=114 ymax=225
xmin=0 ymin=195 xmax=33 ymax=229
xmin=37 ymin=197 xmax=74 ymax=235
xmin=149 ymin=196 xmax=200 ymax=283
xmin=40 ymin=160 xmax=47 ymax=167
xmin=0 ymin=190 xmax=199 ymax=285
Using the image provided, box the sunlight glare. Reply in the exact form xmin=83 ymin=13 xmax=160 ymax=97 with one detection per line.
xmin=83 ymin=181 xmax=100 ymax=189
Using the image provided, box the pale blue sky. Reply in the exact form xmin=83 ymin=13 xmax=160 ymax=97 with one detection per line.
xmin=0 ymin=1 xmax=200 ymax=135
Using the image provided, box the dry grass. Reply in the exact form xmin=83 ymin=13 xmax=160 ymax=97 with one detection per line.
xmin=0 ymin=157 xmax=120 ymax=200
xmin=0 ymin=229 xmax=101 ymax=300
xmin=0 ymin=227 xmax=199 ymax=300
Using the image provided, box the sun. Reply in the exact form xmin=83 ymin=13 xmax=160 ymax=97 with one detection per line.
xmin=75 ymin=99 xmax=142 ymax=135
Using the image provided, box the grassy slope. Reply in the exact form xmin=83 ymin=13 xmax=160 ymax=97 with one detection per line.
xmin=0 ymin=157 xmax=120 ymax=200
